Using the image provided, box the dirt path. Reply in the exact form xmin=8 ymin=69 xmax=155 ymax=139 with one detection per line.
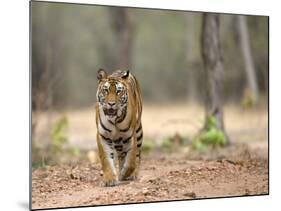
xmin=32 ymin=144 xmax=268 ymax=210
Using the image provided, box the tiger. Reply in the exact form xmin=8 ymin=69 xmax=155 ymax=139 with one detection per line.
xmin=95 ymin=68 xmax=143 ymax=186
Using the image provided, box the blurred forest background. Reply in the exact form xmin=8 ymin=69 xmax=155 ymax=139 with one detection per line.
xmin=31 ymin=2 xmax=268 ymax=166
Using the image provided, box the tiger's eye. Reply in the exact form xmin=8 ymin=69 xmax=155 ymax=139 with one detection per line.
xmin=103 ymin=87 xmax=108 ymax=93
xmin=116 ymin=89 xmax=122 ymax=95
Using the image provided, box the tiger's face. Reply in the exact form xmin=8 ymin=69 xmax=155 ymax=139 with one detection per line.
xmin=97 ymin=69 xmax=129 ymax=119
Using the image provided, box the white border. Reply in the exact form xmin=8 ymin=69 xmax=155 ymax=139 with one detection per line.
xmin=1 ymin=0 xmax=279 ymax=211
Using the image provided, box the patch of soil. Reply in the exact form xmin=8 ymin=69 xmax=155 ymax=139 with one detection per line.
xmin=32 ymin=144 xmax=268 ymax=210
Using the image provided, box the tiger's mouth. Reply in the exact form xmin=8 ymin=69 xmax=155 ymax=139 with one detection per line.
xmin=104 ymin=108 xmax=117 ymax=116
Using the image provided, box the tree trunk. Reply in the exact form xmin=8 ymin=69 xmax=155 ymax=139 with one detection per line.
xmin=110 ymin=8 xmax=135 ymax=69
xmin=237 ymin=15 xmax=259 ymax=101
xmin=201 ymin=13 xmax=228 ymax=143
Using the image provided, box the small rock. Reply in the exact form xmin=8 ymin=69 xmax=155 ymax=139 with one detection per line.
xmin=142 ymin=188 xmax=150 ymax=195
xmin=183 ymin=191 xmax=196 ymax=198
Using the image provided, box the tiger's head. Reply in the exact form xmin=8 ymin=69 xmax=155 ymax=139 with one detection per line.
xmin=96 ymin=68 xmax=130 ymax=120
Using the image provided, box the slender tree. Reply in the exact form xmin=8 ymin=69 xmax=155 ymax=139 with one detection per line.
xmin=201 ymin=13 xmax=229 ymax=144
xmin=236 ymin=15 xmax=259 ymax=103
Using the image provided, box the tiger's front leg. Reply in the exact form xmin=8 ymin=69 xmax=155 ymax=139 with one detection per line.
xmin=119 ymin=137 xmax=137 ymax=181
xmin=96 ymin=134 xmax=117 ymax=186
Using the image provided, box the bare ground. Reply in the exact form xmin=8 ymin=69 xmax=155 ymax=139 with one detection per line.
xmin=32 ymin=142 xmax=268 ymax=210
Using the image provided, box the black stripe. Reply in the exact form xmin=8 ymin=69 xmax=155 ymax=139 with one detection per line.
xmin=137 ymin=142 xmax=142 ymax=148
xmin=100 ymin=134 xmax=112 ymax=144
xmin=136 ymin=124 xmax=142 ymax=133
xmin=100 ymin=134 xmax=111 ymax=141
xmin=108 ymin=120 xmax=115 ymax=125
xmin=110 ymin=153 xmax=114 ymax=159
xmin=119 ymin=120 xmax=131 ymax=132
xmin=114 ymin=145 xmax=123 ymax=151
xmin=100 ymin=118 xmax=111 ymax=133
xmin=137 ymin=133 xmax=143 ymax=141
xmin=114 ymin=137 xmax=122 ymax=144
xmin=123 ymin=136 xmax=132 ymax=144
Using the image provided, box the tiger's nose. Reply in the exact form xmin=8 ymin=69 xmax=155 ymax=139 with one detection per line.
xmin=108 ymin=102 xmax=116 ymax=107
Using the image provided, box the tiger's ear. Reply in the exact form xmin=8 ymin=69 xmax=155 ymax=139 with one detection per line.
xmin=121 ymin=70 xmax=130 ymax=79
xmin=97 ymin=68 xmax=107 ymax=80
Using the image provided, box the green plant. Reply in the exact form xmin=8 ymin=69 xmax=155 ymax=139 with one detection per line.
xmin=142 ymin=139 xmax=156 ymax=154
xmin=69 ymin=148 xmax=81 ymax=157
xmin=192 ymin=116 xmax=226 ymax=151
xmin=50 ymin=116 xmax=69 ymax=155
xmin=160 ymin=137 xmax=173 ymax=152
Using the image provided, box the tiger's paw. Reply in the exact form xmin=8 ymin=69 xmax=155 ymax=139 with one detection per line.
xmin=104 ymin=178 xmax=117 ymax=187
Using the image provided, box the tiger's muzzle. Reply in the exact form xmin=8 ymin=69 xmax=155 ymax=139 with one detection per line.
xmin=103 ymin=101 xmax=118 ymax=117
xmin=104 ymin=107 xmax=117 ymax=116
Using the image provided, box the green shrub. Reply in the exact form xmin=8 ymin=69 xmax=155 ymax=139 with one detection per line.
xmin=69 ymin=148 xmax=81 ymax=157
xmin=142 ymin=139 xmax=156 ymax=154
xmin=160 ymin=137 xmax=173 ymax=152
xmin=192 ymin=116 xmax=226 ymax=151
